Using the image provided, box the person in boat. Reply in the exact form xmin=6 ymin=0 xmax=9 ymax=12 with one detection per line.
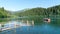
xmin=48 ymin=18 xmax=50 ymax=23
xmin=44 ymin=18 xmax=51 ymax=23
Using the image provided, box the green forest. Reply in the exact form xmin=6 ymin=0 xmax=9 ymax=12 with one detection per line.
xmin=15 ymin=5 xmax=60 ymax=17
xmin=0 ymin=7 xmax=11 ymax=18
xmin=1 ymin=5 xmax=60 ymax=18
xmin=0 ymin=7 xmax=12 ymax=23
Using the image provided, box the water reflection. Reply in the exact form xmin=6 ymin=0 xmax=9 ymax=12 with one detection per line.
xmin=1 ymin=23 xmax=60 ymax=34
xmin=0 ymin=18 xmax=60 ymax=34
xmin=0 ymin=20 xmax=34 ymax=30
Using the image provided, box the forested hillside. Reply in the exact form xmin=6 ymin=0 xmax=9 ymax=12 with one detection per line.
xmin=15 ymin=5 xmax=60 ymax=17
xmin=47 ymin=5 xmax=60 ymax=15
xmin=0 ymin=7 xmax=11 ymax=18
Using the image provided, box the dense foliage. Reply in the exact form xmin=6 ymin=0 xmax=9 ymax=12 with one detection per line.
xmin=0 ymin=7 xmax=11 ymax=18
xmin=15 ymin=5 xmax=60 ymax=17
xmin=0 ymin=7 xmax=12 ymax=22
xmin=47 ymin=5 xmax=60 ymax=15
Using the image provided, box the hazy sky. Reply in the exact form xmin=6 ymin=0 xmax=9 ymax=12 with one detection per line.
xmin=0 ymin=0 xmax=60 ymax=11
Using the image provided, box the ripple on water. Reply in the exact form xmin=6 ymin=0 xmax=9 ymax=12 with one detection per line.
xmin=1 ymin=21 xmax=60 ymax=34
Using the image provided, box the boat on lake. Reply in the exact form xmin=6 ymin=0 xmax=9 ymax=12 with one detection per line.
xmin=43 ymin=18 xmax=51 ymax=23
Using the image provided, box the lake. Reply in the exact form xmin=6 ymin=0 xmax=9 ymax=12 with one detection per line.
xmin=0 ymin=16 xmax=60 ymax=34
xmin=0 ymin=20 xmax=60 ymax=34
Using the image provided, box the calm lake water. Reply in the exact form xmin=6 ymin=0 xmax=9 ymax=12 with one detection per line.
xmin=0 ymin=20 xmax=60 ymax=34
